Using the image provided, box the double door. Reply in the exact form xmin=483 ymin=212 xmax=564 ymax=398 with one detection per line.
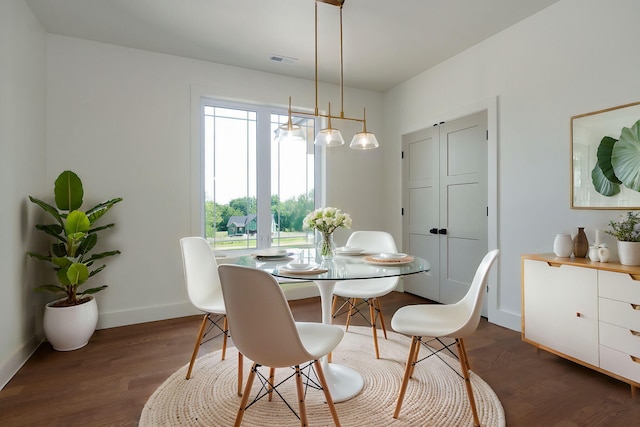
xmin=401 ymin=111 xmax=488 ymax=304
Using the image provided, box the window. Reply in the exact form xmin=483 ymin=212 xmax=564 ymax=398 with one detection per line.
xmin=201 ymin=98 xmax=319 ymax=252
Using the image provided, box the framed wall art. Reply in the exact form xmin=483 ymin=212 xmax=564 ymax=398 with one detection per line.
xmin=571 ymin=102 xmax=640 ymax=209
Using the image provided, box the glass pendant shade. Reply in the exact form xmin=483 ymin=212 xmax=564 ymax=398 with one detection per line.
xmin=350 ymin=131 xmax=379 ymax=149
xmin=349 ymin=108 xmax=378 ymax=149
xmin=314 ymin=128 xmax=345 ymax=147
xmin=277 ymin=123 xmax=306 ymax=143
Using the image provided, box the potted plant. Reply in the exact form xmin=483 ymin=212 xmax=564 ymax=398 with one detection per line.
xmin=28 ymin=170 xmax=122 ymax=350
xmin=606 ymin=211 xmax=640 ymax=266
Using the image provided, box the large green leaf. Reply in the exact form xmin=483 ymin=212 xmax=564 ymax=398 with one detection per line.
xmin=66 ymin=262 xmax=89 ymax=286
xmin=65 ymin=210 xmax=90 ymax=236
xmin=612 ymin=119 xmax=640 ymax=191
xmin=596 ymin=136 xmax=621 ymax=184
xmin=54 ymin=170 xmax=83 ymax=211
xmin=28 ymin=196 xmax=63 ymax=226
xmin=592 ymin=163 xmax=621 ymax=196
xmin=86 ymin=198 xmax=123 ymax=224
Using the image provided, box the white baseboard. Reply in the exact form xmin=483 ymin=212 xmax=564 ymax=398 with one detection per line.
xmin=489 ymin=309 xmax=521 ymax=332
xmin=0 ymin=334 xmax=43 ymax=390
xmin=97 ymin=282 xmax=319 ymax=330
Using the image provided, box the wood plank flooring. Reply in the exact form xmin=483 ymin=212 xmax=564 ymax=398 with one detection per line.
xmin=1 ymin=291 xmax=639 ymax=426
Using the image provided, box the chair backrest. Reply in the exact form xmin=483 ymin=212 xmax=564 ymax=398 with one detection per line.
xmin=346 ymin=231 xmax=398 ymax=253
xmin=454 ymin=249 xmax=499 ymax=338
xmin=179 ymin=237 xmax=224 ymax=312
xmin=218 ymin=264 xmax=315 ymax=368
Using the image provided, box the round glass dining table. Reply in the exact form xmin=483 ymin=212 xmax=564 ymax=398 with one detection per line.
xmin=233 ymin=248 xmax=430 ymax=403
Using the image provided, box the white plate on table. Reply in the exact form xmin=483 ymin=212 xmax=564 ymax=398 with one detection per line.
xmin=284 ymin=261 xmax=317 ymax=271
xmin=335 ymin=246 xmax=365 ymax=255
xmin=376 ymin=252 xmax=408 ymax=260
xmin=252 ymin=248 xmax=291 ymax=260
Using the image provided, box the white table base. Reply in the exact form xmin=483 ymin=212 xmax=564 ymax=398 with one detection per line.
xmin=315 ymin=279 xmax=365 ymax=403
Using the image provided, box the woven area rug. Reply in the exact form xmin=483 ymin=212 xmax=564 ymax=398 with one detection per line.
xmin=140 ymin=326 xmax=505 ymax=426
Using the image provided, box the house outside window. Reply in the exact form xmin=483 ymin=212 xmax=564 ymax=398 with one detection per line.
xmin=201 ymin=98 xmax=320 ymax=252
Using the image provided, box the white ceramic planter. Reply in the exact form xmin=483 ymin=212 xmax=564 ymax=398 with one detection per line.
xmin=43 ymin=296 xmax=99 ymax=351
xmin=617 ymin=241 xmax=640 ymax=266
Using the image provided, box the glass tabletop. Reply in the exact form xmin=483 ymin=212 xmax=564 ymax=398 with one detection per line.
xmin=233 ymin=248 xmax=430 ymax=281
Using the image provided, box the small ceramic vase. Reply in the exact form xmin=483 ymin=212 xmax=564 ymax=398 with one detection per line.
xmin=598 ymin=245 xmax=610 ymax=263
xmin=588 ymin=245 xmax=600 ymax=261
xmin=553 ymin=233 xmax=573 ymax=257
xmin=573 ymin=227 xmax=589 ymax=258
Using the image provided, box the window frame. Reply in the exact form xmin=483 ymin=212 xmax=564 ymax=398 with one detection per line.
xmin=193 ymin=95 xmax=324 ymax=254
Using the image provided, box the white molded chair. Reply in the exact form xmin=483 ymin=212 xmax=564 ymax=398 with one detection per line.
xmin=179 ymin=237 xmax=243 ymax=395
xmin=331 ymin=230 xmax=399 ymax=358
xmin=218 ymin=264 xmax=343 ymax=427
xmin=391 ymin=249 xmax=499 ymax=427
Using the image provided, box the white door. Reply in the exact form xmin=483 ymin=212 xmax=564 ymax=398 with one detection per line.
xmin=402 ymin=111 xmax=488 ymax=304
xmin=402 ymin=127 xmax=440 ymax=301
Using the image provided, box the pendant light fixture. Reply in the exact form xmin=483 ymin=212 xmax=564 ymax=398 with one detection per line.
xmin=276 ymin=96 xmax=306 ymax=142
xmin=284 ymin=0 xmax=378 ymax=150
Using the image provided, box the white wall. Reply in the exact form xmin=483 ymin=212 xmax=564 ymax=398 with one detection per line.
xmin=0 ymin=0 xmax=47 ymax=388
xmin=383 ymin=0 xmax=640 ymax=330
xmin=45 ymin=35 xmax=384 ymax=329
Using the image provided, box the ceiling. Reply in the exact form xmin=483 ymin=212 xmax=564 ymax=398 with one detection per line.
xmin=25 ymin=0 xmax=560 ymax=93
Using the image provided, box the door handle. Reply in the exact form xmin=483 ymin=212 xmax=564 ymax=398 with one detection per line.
xmin=438 ymin=228 xmax=447 ymax=235
xmin=429 ymin=228 xmax=438 ymax=234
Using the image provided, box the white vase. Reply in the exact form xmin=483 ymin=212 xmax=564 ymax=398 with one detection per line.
xmin=617 ymin=241 xmax=640 ymax=266
xmin=43 ymin=296 xmax=99 ymax=351
xmin=553 ymin=233 xmax=573 ymax=257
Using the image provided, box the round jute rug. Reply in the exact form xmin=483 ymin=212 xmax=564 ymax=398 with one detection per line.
xmin=140 ymin=326 xmax=505 ymax=426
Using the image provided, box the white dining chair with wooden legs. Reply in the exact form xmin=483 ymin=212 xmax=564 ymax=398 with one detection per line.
xmin=331 ymin=231 xmax=399 ymax=359
xmin=218 ymin=264 xmax=344 ymax=427
xmin=391 ymin=249 xmax=499 ymax=427
xmin=179 ymin=237 xmax=243 ymax=396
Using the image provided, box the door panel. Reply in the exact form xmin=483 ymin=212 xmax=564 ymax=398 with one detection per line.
xmin=402 ymin=111 xmax=487 ymax=304
xmin=402 ymin=128 xmax=439 ymax=301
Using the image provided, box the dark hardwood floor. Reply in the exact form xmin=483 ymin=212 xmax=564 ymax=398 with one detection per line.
xmin=1 ymin=291 xmax=639 ymax=426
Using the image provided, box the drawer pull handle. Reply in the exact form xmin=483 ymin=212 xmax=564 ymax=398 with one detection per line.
xmin=547 ymin=262 xmax=562 ymax=268
xmin=576 ymin=312 xmax=581 ymax=317
xmin=632 ymin=304 xmax=640 ymax=311
xmin=630 ymin=274 xmax=640 ymax=281
xmin=631 ymin=330 xmax=640 ymax=337
xmin=631 ymin=355 xmax=640 ymax=364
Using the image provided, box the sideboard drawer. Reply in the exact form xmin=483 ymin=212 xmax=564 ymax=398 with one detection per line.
xmin=599 ymin=270 xmax=640 ymax=303
xmin=599 ymin=297 xmax=640 ymax=330
xmin=600 ymin=321 xmax=640 ymax=355
xmin=600 ymin=345 xmax=640 ymax=383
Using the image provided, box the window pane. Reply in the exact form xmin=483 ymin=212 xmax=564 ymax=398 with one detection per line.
xmin=204 ymin=105 xmax=258 ymax=250
xmin=270 ymin=113 xmax=316 ymax=248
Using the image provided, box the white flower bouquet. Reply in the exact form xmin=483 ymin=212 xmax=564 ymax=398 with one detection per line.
xmin=303 ymin=207 xmax=352 ymax=258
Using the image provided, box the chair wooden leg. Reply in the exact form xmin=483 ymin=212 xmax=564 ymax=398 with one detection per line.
xmin=294 ymin=366 xmax=309 ymax=427
xmin=237 ymin=352 xmax=244 ymax=397
xmin=456 ymin=339 xmax=480 ymax=427
xmin=268 ymin=367 xmax=276 ymax=402
xmin=375 ymin=298 xmax=388 ymax=339
xmin=394 ymin=336 xmax=420 ymax=419
xmin=331 ymin=295 xmax=338 ymax=319
xmin=186 ymin=314 xmax=209 ymax=380
xmin=234 ymin=362 xmax=257 ymax=427
xmin=345 ymin=298 xmax=356 ymax=331
xmin=408 ymin=336 xmax=420 ymax=379
xmin=314 ymin=360 xmax=341 ymax=427
xmin=459 ymin=339 xmax=471 ymax=371
xmin=369 ymin=299 xmax=380 ymax=359
xmin=221 ymin=315 xmax=228 ymax=360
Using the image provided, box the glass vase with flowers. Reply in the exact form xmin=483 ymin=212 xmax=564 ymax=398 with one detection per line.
xmin=303 ymin=207 xmax=352 ymax=259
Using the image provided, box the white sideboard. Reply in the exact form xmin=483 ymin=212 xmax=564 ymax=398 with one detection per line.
xmin=522 ymin=253 xmax=640 ymax=391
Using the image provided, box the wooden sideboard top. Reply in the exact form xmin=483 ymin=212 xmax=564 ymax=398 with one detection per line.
xmin=522 ymin=253 xmax=640 ymax=275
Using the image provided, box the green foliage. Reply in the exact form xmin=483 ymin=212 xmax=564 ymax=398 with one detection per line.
xmin=28 ymin=170 xmax=122 ymax=306
xmin=593 ymin=119 xmax=640 ymax=195
xmin=607 ymin=211 xmax=640 ymax=242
